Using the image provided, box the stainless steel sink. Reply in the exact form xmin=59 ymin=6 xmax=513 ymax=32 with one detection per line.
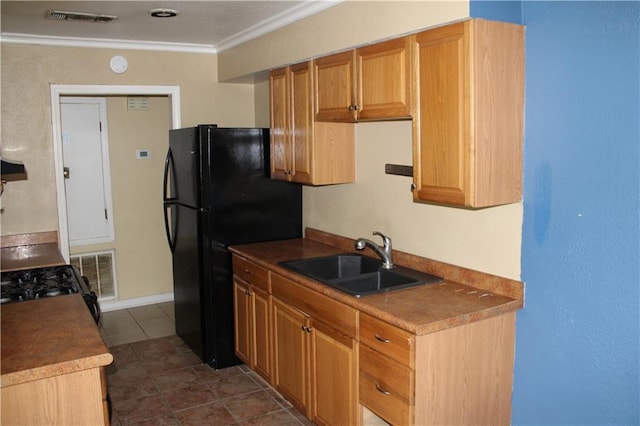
xmin=279 ymin=254 xmax=443 ymax=297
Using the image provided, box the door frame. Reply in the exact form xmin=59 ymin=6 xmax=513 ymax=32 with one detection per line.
xmin=50 ymin=84 xmax=181 ymax=262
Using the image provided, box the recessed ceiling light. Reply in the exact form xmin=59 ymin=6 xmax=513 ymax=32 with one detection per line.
xmin=150 ymin=8 xmax=178 ymax=18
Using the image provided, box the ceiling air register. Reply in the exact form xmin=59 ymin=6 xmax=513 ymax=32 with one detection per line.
xmin=45 ymin=10 xmax=117 ymax=23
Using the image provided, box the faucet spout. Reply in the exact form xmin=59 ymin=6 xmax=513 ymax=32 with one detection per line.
xmin=355 ymin=231 xmax=394 ymax=269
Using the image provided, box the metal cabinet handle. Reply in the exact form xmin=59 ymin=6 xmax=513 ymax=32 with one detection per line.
xmin=244 ymin=268 xmax=251 ymax=274
xmin=375 ymin=384 xmax=391 ymax=395
xmin=374 ymin=334 xmax=391 ymax=343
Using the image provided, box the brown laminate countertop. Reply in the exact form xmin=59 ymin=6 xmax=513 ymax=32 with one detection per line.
xmin=0 ymin=243 xmax=66 ymax=272
xmin=229 ymin=229 xmax=524 ymax=336
xmin=0 ymin=294 xmax=113 ymax=387
xmin=1 ymin=231 xmax=65 ymax=272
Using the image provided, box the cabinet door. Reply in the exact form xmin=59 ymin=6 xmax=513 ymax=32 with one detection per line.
xmin=412 ymin=21 xmax=470 ymax=206
xmin=273 ymin=297 xmax=310 ymax=416
xmin=233 ymin=280 xmax=252 ymax=366
xmin=356 ymin=36 xmax=412 ymax=121
xmin=290 ymin=62 xmax=313 ymax=184
xmin=270 ymin=67 xmax=291 ymax=181
xmin=412 ymin=19 xmax=524 ymax=208
xmin=252 ymin=285 xmax=271 ymax=380
xmin=314 ymin=51 xmax=357 ymax=122
xmin=310 ymin=320 xmax=358 ymax=426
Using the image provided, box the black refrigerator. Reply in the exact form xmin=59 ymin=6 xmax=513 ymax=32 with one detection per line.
xmin=163 ymin=125 xmax=302 ymax=369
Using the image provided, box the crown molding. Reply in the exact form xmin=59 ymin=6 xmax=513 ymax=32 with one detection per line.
xmin=214 ymin=0 xmax=345 ymax=52
xmin=0 ymin=0 xmax=344 ymax=54
xmin=0 ymin=32 xmax=216 ymax=53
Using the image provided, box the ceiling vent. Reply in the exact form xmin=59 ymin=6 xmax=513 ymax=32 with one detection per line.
xmin=45 ymin=10 xmax=117 ymax=23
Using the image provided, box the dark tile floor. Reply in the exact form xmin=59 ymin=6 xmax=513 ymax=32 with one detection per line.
xmin=107 ymin=335 xmax=314 ymax=425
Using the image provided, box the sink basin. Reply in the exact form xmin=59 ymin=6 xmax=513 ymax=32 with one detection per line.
xmin=279 ymin=254 xmax=443 ymax=297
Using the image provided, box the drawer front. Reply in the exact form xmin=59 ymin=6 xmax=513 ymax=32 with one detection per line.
xmin=232 ymin=256 xmax=269 ymax=292
xmin=360 ymin=312 xmax=414 ymax=367
xmin=271 ymin=273 xmax=358 ymax=338
xmin=359 ymin=344 xmax=413 ymax=402
xmin=359 ymin=371 xmax=413 ymax=425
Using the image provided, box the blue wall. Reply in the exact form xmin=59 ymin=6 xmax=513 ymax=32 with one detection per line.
xmin=471 ymin=1 xmax=640 ymax=424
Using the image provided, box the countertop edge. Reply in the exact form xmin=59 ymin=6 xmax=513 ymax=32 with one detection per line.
xmin=0 ymin=352 xmax=114 ymax=388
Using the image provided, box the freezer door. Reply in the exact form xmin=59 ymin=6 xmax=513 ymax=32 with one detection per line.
xmin=168 ymin=126 xmax=212 ymax=208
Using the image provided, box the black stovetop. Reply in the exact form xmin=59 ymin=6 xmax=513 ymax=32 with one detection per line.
xmin=0 ymin=265 xmax=87 ymax=304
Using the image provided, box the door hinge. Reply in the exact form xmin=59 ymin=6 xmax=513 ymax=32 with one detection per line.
xmin=99 ymin=121 xmax=102 ymax=132
xmin=104 ymin=209 xmax=108 ymax=220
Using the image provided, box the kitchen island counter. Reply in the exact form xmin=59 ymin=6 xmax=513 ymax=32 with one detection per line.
xmin=230 ymin=228 xmax=524 ymax=336
xmin=0 ymin=294 xmax=112 ymax=425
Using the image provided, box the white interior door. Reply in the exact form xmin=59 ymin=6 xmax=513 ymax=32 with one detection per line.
xmin=60 ymin=97 xmax=115 ymax=246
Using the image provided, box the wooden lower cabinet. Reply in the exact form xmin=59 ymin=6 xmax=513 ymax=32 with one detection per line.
xmin=231 ymin=254 xmax=517 ymax=426
xmin=272 ymin=296 xmax=359 ymax=426
xmin=359 ymin=311 xmax=516 ymax=426
xmin=1 ymin=367 xmax=108 ymax=425
xmin=233 ymin=279 xmax=252 ymax=366
xmin=272 ymin=297 xmax=310 ymax=414
xmin=233 ymin=279 xmax=272 ymax=382
xmin=310 ymin=320 xmax=358 ymax=426
xmin=252 ymin=286 xmax=271 ymax=379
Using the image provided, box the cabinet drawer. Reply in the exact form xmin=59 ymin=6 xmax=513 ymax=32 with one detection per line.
xmin=232 ymin=256 xmax=269 ymax=292
xmin=271 ymin=273 xmax=358 ymax=338
xmin=360 ymin=345 xmax=413 ymax=425
xmin=360 ymin=312 xmax=414 ymax=367
xmin=360 ymin=344 xmax=413 ymax=402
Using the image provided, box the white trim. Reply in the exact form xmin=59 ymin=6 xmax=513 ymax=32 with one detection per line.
xmin=1 ymin=33 xmax=216 ymax=54
xmin=215 ymin=0 xmax=345 ymax=52
xmin=50 ymin=84 xmax=181 ymax=262
xmin=100 ymin=292 xmax=174 ymax=312
xmin=0 ymin=0 xmax=344 ymax=53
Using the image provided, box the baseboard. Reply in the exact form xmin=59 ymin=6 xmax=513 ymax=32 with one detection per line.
xmin=99 ymin=292 xmax=174 ymax=312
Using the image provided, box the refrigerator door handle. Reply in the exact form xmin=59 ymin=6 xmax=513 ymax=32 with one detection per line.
xmin=163 ymin=148 xmax=176 ymax=251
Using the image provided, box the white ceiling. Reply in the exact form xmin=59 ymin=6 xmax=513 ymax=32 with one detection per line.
xmin=0 ymin=1 xmax=341 ymax=52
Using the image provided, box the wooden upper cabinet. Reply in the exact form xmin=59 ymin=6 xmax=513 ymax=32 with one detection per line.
xmin=412 ymin=19 xmax=524 ymax=208
xmin=270 ymin=62 xmax=355 ymax=185
xmin=269 ymin=67 xmax=290 ymax=181
xmin=270 ymin=63 xmax=314 ymax=184
xmin=356 ymin=36 xmax=412 ymax=121
xmin=314 ymin=51 xmax=357 ymax=122
xmin=314 ymin=36 xmax=412 ymax=122
xmin=289 ymin=62 xmax=314 ymax=184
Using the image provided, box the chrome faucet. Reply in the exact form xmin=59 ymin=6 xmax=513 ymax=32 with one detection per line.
xmin=355 ymin=231 xmax=394 ymax=269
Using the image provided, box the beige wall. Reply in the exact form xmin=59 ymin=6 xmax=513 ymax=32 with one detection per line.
xmin=219 ymin=0 xmax=468 ymax=82
xmin=240 ymin=1 xmax=521 ymax=279
xmin=1 ymin=44 xmax=257 ymax=300
xmin=304 ymin=122 xmax=522 ymax=279
xmin=1 ymin=45 xmax=256 ymax=237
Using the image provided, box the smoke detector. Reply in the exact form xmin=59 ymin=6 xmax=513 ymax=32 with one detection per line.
xmin=46 ymin=10 xmax=117 ymax=23
xmin=150 ymin=8 xmax=178 ymax=18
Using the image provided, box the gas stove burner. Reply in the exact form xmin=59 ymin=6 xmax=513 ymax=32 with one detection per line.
xmin=0 ymin=265 xmax=83 ymax=303
xmin=0 ymin=265 xmax=101 ymax=323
